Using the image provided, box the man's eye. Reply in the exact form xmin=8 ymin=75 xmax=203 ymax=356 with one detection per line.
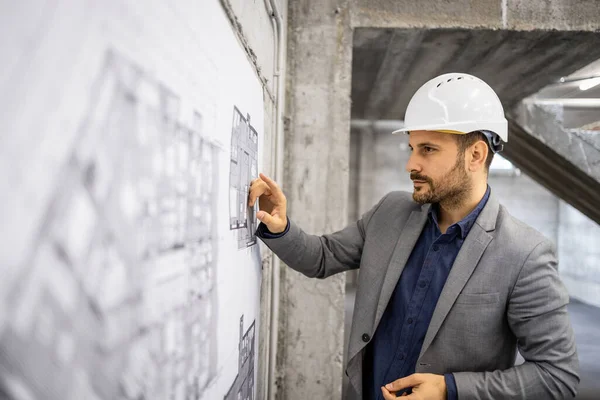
xmin=424 ymin=147 xmax=435 ymax=153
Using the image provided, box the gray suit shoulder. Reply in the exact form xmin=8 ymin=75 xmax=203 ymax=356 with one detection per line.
xmin=496 ymin=203 xmax=555 ymax=253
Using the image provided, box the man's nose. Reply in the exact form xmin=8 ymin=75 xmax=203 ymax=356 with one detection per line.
xmin=405 ymin=153 xmax=420 ymax=173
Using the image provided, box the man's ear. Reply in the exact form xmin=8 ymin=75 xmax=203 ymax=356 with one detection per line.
xmin=468 ymin=140 xmax=488 ymax=172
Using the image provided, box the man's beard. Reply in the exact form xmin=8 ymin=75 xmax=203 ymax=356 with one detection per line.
xmin=410 ymin=156 xmax=472 ymax=208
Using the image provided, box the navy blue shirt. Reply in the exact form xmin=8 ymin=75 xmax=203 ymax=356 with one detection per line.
xmin=364 ymin=187 xmax=490 ymax=400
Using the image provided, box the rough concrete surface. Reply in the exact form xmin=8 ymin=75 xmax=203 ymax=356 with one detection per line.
xmin=507 ymin=0 xmax=600 ymax=30
xmin=278 ymin=0 xmax=352 ymax=399
xmin=351 ymin=0 xmax=503 ymax=28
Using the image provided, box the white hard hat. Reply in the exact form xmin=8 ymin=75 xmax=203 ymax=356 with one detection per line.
xmin=392 ymin=73 xmax=508 ymax=145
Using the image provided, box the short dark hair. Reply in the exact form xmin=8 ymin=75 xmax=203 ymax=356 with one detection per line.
xmin=454 ymin=131 xmax=494 ymax=172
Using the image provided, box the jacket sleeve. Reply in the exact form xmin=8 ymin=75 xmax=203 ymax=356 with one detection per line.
xmin=453 ymin=239 xmax=580 ymax=399
xmin=257 ymin=194 xmax=389 ymax=279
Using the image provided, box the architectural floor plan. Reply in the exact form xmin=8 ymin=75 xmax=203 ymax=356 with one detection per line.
xmin=229 ymin=107 xmax=259 ymax=249
xmin=0 ymin=51 xmax=220 ymax=400
xmin=224 ymin=315 xmax=256 ymax=400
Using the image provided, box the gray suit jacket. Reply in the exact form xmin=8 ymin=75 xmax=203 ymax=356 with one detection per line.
xmin=259 ymin=191 xmax=579 ymax=399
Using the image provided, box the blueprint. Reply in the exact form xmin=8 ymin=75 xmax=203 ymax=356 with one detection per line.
xmin=0 ymin=1 xmax=264 ymax=398
xmin=0 ymin=51 xmax=222 ymax=400
xmin=230 ymin=107 xmax=259 ymax=249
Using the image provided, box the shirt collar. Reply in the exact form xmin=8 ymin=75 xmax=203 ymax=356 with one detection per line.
xmin=429 ymin=185 xmax=491 ymax=239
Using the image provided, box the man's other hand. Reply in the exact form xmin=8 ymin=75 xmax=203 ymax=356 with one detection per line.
xmin=381 ymin=373 xmax=446 ymax=400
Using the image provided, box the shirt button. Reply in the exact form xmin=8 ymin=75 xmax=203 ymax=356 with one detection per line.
xmin=399 ymin=354 xmax=405 ymax=361
xmin=433 ymin=245 xmax=439 ymax=251
xmin=407 ymin=318 xmax=413 ymax=324
xmin=362 ymin=333 xmax=370 ymax=343
xmin=419 ymin=281 xmax=426 ymax=288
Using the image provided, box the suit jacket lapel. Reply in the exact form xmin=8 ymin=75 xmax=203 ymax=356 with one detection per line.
xmin=374 ymin=206 xmax=429 ymax=331
xmin=419 ymin=194 xmax=499 ymax=359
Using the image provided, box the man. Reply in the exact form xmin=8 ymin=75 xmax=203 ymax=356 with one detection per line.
xmin=248 ymin=73 xmax=579 ymax=399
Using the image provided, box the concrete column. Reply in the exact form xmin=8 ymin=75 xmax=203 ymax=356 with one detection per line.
xmin=277 ymin=1 xmax=352 ymax=399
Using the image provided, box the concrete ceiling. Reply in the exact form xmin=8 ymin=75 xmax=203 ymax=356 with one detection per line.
xmin=351 ymin=28 xmax=600 ymax=121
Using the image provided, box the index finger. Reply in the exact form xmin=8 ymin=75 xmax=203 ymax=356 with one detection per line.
xmin=259 ymin=173 xmax=282 ymax=194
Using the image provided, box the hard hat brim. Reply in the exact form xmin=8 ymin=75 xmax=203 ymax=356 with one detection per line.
xmin=392 ymin=120 xmax=508 ymax=142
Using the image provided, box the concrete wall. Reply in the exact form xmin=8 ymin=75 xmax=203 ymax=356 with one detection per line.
xmin=283 ymin=1 xmax=600 ymax=399
xmin=351 ymin=0 xmax=600 ymax=30
xmin=489 ymin=174 xmax=559 ymax=243
xmin=558 ymin=202 xmax=600 ymax=308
